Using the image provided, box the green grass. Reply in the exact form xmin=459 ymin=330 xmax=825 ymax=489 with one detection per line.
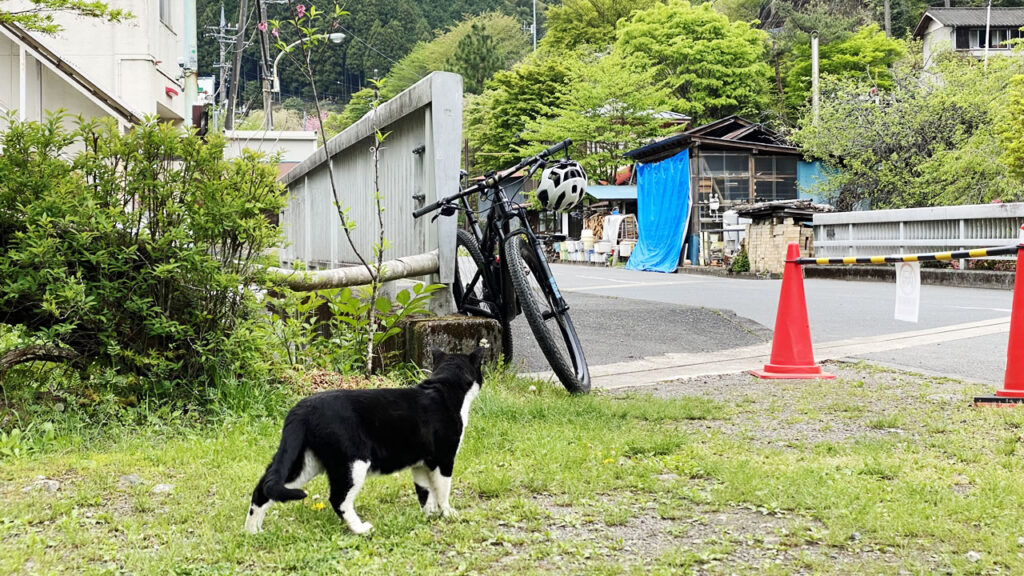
xmin=2 ymin=365 xmax=1024 ymax=574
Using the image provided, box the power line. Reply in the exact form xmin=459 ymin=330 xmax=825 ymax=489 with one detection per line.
xmin=335 ymin=21 xmax=399 ymax=66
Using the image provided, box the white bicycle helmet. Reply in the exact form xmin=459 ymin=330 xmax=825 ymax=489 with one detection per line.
xmin=536 ymin=160 xmax=587 ymax=212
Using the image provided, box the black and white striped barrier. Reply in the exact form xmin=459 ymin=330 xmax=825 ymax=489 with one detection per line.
xmin=793 ymin=244 xmax=1021 ymax=266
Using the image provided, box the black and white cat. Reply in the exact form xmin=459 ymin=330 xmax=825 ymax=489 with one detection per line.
xmin=244 ymin=347 xmax=484 ymax=535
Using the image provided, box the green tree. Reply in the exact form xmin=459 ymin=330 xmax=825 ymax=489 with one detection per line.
xmin=866 ymin=0 xmax=928 ymax=38
xmin=466 ymin=53 xmax=572 ymax=172
xmin=446 ymin=22 xmax=504 ymax=94
xmin=521 ymin=52 xmax=672 ymax=183
xmin=388 ymin=12 xmax=529 ymax=93
xmin=999 ymin=74 xmax=1024 ymax=181
xmin=327 ymin=13 xmax=530 ymax=135
xmin=341 ymin=0 xmax=430 ymax=79
xmin=542 ymin=0 xmax=659 ymax=51
xmin=0 ymin=0 xmax=128 ymax=33
xmin=783 ymin=24 xmax=906 ymax=111
xmin=792 ymin=54 xmax=1024 ymax=209
xmin=614 ymin=0 xmax=773 ymax=125
xmin=0 ymin=116 xmax=284 ymax=396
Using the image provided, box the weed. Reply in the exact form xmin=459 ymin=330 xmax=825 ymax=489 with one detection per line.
xmin=867 ymin=414 xmax=903 ymax=430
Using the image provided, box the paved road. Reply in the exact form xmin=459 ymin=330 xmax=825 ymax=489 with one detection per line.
xmin=509 ymin=263 xmax=1013 ymax=388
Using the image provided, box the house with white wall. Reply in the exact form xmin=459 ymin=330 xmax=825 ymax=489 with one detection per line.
xmin=0 ymin=0 xmax=187 ymax=128
xmin=914 ymin=7 xmax=1024 ymax=64
xmin=0 ymin=22 xmax=140 ymax=129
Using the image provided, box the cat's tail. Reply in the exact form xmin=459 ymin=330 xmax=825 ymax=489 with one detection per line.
xmin=262 ymin=419 xmax=308 ymax=502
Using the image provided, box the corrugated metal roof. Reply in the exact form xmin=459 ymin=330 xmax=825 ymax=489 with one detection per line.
xmin=916 ymin=8 xmax=1024 ymax=36
xmin=624 ymin=116 xmax=797 ymax=163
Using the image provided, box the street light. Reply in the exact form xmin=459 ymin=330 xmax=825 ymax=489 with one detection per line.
xmin=264 ymin=32 xmax=345 ymax=130
xmin=271 ymin=32 xmax=345 ymax=93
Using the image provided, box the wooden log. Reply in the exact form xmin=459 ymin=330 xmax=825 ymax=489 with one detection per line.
xmin=0 ymin=345 xmax=81 ymax=375
xmin=267 ymin=250 xmax=441 ymax=291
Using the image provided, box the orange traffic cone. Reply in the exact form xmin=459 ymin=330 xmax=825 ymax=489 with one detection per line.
xmin=975 ymin=224 xmax=1024 ymax=406
xmin=751 ymin=242 xmax=835 ymax=380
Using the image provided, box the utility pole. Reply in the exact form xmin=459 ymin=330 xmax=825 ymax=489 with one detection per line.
xmin=225 ymin=0 xmax=248 ymax=130
xmin=532 ymin=0 xmax=537 ymax=51
xmin=183 ymin=0 xmax=198 ymax=127
xmin=884 ymin=0 xmax=891 ymax=37
xmin=984 ymin=0 xmax=993 ymax=69
xmin=255 ymin=0 xmax=275 ymax=130
xmin=205 ymin=4 xmax=237 ymax=132
xmin=811 ymin=32 xmax=819 ymax=126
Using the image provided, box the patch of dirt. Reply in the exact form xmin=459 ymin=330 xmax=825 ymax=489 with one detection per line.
xmin=286 ymin=369 xmax=394 ymax=395
xmin=487 ymin=491 xmax=903 ymax=574
xmin=613 ymin=361 xmax=972 ymax=448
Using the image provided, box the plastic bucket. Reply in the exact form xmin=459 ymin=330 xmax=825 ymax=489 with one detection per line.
xmin=619 ymin=240 xmax=635 ymax=257
xmin=581 ymin=229 xmax=595 ymax=252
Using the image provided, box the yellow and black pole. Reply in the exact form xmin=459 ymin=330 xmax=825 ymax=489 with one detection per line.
xmin=794 ymin=245 xmax=1020 ymax=266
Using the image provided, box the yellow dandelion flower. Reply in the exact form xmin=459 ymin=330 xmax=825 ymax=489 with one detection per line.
xmin=312 ymin=502 xmax=326 ymax=511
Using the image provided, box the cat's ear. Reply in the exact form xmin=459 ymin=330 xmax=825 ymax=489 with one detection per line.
xmin=430 ymin=347 xmax=446 ymax=368
xmin=469 ymin=346 xmax=485 ymax=371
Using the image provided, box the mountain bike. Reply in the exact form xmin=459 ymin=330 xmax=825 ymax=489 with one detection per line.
xmin=412 ymin=139 xmax=590 ymax=394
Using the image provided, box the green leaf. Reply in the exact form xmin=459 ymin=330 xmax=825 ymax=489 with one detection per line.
xmin=395 ymin=289 xmax=411 ymax=306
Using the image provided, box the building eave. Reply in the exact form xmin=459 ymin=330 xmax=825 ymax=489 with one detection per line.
xmin=1 ymin=22 xmax=143 ymax=125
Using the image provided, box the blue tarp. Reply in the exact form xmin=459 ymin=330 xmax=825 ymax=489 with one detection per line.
xmin=626 ymin=149 xmax=690 ymax=273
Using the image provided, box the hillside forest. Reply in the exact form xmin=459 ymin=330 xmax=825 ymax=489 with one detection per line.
xmin=199 ymin=0 xmax=1024 ymax=209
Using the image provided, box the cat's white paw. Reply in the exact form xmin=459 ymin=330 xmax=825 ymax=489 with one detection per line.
xmin=440 ymin=505 xmax=457 ymax=518
xmin=244 ymin=504 xmax=268 ymax=533
xmin=244 ymin=518 xmax=260 ymax=534
xmin=423 ymin=501 xmax=439 ymax=516
xmin=350 ymin=521 xmax=373 ymax=535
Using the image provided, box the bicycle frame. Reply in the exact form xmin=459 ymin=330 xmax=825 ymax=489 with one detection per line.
xmin=458 ymin=182 xmax=531 ymax=323
xmin=413 ymin=138 xmax=590 ymax=393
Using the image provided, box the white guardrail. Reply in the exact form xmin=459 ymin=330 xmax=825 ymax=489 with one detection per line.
xmin=277 ymin=72 xmax=463 ymax=289
xmin=812 ymin=203 xmax=1024 ymax=261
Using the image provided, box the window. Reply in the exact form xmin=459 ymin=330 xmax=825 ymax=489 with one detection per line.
xmin=752 ymin=155 xmax=797 ymax=202
xmin=160 ymin=0 xmax=172 ymax=27
xmin=970 ymin=28 xmax=982 ymax=48
xmin=698 ymin=152 xmax=750 ymax=203
xmin=955 ymin=27 xmax=1020 ymax=50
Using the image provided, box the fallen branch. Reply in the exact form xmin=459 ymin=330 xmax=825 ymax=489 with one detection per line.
xmin=267 ymin=250 xmax=440 ymax=291
xmin=1 ymin=345 xmax=82 ymax=376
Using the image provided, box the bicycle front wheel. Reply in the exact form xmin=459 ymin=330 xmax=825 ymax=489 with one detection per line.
xmin=505 ymin=233 xmax=590 ymax=394
xmin=454 ymin=229 xmax=513 ymax=361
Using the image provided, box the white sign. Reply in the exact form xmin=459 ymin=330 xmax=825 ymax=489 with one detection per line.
xmin=894 ymin=261 xmax=921 ymax=323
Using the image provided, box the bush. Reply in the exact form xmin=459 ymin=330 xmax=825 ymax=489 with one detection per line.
xmin=0 ymin=115 xmax=286 ymax=402
xmin=730 ymin=248 xmax=750 ymax=273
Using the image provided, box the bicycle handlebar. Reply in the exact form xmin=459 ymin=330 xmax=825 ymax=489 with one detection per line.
xmin=412 ymin=139 xmax=572 ymax=219
xmin=539 ymin=139 xmax=571 ymax=159
xmin=412 ymin=202 xmax=439 ymax=219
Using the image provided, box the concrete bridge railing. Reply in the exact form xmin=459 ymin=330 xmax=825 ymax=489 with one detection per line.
xmin=813 ymin=203 xmax=1024 ymax=263
xmin=276 ymin=72 xmax=463 ymax=297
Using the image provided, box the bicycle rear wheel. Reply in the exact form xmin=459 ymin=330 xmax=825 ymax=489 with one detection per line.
xmin=505 ymin=233 xmax=590 ymax=394
xmin=454 ymin=229 xmax=513 ymax=361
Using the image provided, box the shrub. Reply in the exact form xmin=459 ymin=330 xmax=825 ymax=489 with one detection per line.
xmin=730 ymin=248 xmax=750 ymax=273
xmin=0 ymin=115 xmax=286 ymax=401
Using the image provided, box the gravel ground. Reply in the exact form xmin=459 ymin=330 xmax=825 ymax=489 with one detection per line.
xmin=612 ymin=360 xmax=982 ymax=449
xmin=484 ymin=360 xmax=995 ymax=575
